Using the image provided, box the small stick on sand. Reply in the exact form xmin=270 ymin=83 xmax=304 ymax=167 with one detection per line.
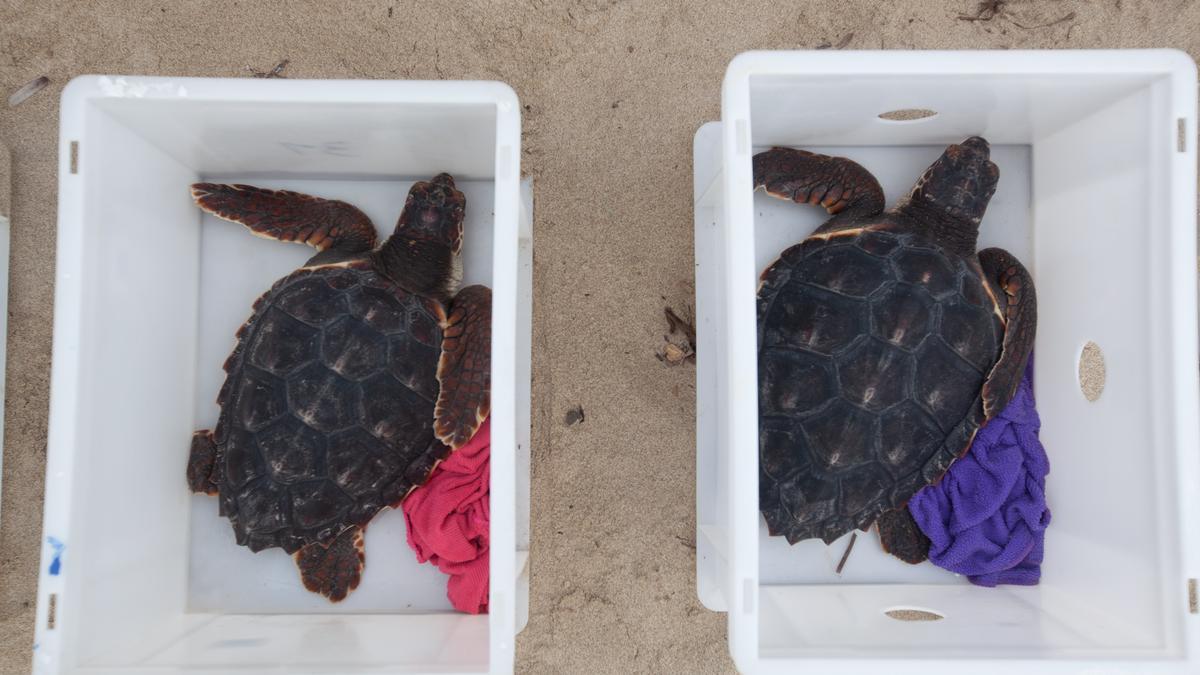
xmin=246 ymin=59 xmax=290 ymax=78
xmin=8 ymin=76 xmax=50 ymax=107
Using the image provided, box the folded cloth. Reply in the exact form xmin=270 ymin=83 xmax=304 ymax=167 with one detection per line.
xmin=908 ymin=360 xmax=1051 ymax=586
xmin=402 ymin=418 xmax=490 ymax=613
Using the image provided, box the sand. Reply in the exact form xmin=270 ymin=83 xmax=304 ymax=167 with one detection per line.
xmin=1 ymin=1 xmax=1197 ymax=673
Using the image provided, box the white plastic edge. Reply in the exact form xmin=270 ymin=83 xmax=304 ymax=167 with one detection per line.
xmin=716 ymin=49 xmax=1200 ymax=674
xmin=720 ymin=51 xmax=761 ymax=674
xmin=0 ymin=143 xmax=9 ymax=528
xmin=35 ymin=75 xmax=526 ymax=675
xmin=488 ymin=81 xmax=522 ymax=675
xmin=722 ymin=48 xmax=1199 ymax=80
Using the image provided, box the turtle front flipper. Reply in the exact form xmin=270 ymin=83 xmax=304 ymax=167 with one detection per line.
xmin=434 ymin=285 xmax=492 ymax=450
xmin=190 ymin=183 xmax=378 ymax=258
xmin=295 ymin=525 xmax=365 ymax=602
xmin=978 ymin=247 xmax=1037 ymax=419
xmin=877 ymin=507 xmax=931 ymax=564
xmin=752 ymin=147 xmax=885 ymax=222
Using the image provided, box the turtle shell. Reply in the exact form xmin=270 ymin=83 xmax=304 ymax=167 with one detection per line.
xmin=758 ymin=227 xmax=1002 ymax=544
xmin=212 ymin=262 xmax=447 ymax=553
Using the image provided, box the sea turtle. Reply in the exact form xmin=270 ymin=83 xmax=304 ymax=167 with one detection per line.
xmin=187 ymin=174 xmax=491 ymax=601
xmin=755 ymin=137 xmax=1036 ymax=563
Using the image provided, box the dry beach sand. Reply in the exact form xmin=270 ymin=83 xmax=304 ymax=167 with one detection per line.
xmin=2 ymin=1 xmax=1199 ymax=672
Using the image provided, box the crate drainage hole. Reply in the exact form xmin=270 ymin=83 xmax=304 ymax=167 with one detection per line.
xmin=1078 ymin=341 xmax=1106 ymax=402
xmin=47 ymin=593 xmax=57 ymax=629
xmin=878 ymin=108 xmax=938 ymax=122
xmin=884 ymin=607 xmax=944 ymax=622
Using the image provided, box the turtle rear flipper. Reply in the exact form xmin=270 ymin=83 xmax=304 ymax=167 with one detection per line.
xmin=877 ymin=507 xmax=931 ymax=564
xmin=295 ymin=525 xmax=365 ymax=602
xmin=979 ymin=247 xmax=1037 ymax=419
xmin=190 ymin=183 xmax=378 ymax=258
xmin=434 ymin=285 xmax=492 ymax=450
xmin=187 ymin=430 xmax=218 ymax=496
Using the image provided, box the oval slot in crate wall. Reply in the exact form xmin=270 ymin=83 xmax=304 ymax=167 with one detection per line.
xmin=884 ymin=607 xmax=945 ymax=622
xmin=877 ymin=108 xmax=939 ymax=122
xmin=1078 ymin=341 xmax=1106 ymax=402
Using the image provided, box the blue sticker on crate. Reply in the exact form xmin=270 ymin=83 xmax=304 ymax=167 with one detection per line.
xmin=46 ymin=537 xmax=65 ymax=576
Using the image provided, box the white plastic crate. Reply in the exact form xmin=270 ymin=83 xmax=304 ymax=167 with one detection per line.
xmin=694 ymin=50 xmax=1200 ymax=673
xmin=35 ymin=76 xmax=532 ymax=674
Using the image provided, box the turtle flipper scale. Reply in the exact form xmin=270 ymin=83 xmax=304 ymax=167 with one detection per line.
xmin=752 ymin=146 xmax=885 ymax=220
xmin=434 ymin=285 xmax=491 ymax=450
xmin=295 ymin=525 xmax=365 ymax=602
xmin=191 ymin=183 xmax=378 ymax=256
xmin=979 ymin=247 xmax=1037 ymax=419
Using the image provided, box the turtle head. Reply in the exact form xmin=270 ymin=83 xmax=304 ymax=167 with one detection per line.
xmin=396 ymin=173 xmax=466 ymax=253
xmin=903 ymin=137 xmax=999 ymax=228
xmin=372 ymin=173 xmax=466 ymax=299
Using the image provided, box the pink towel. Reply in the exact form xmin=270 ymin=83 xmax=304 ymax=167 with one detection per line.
xmin=402 ymin=418 xmax=490 ymax=614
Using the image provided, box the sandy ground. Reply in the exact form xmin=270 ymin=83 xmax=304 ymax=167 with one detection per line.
xmin=1 ymin=1 xmax=1198 ymax=673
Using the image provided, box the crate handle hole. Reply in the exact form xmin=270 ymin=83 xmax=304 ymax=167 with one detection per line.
xmin=878 ymin=108 xmax=938 ymax=123
xmin=1078 ymin=341 xmax=1106 ymax=402
xmin=884 ymin=607 xmax=944 ymax=622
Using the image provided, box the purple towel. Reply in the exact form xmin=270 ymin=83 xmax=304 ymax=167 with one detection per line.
xmin=908 ymin=360 xmax=1051 ymax=586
